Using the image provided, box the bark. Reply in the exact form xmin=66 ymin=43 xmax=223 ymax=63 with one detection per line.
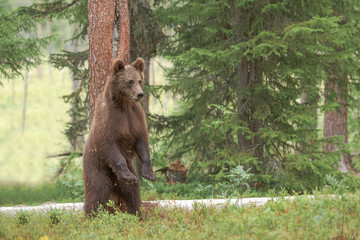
xmin=324 ymin=79 xmax=352 ymax=172
xmin=117 ymin=0 xmax=130 ymax=64
xmin=88 ymin=0 xmax=130 ymax=125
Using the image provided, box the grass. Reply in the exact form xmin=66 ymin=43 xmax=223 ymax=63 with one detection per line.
xmin=0 ymin=182 xmax=83 ymax=207
xmin=0 ymin=193 xmax=359 ymax=239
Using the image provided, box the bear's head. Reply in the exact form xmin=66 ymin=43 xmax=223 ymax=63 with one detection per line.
xmin=110 ymin=57 xmax=145 ymax=102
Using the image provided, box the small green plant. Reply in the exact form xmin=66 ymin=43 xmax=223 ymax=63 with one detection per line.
xmin=227 ymin=165 xmax=254 ymax=189
xmin=48 ymin=208 xmax=61 ymax=225
xmin=57 ymin=168 xmax=84 ymax=201
xmin=325 ymin=174 xmax=349 ymax=195
xmin=196 ymin=165 xmax=254 ymax=198
xmin=15 ymin=210 xmax=30 ymax=226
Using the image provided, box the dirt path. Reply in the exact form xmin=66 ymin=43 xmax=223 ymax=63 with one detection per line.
xmin=0 ymin=197 xmax=292 ymax=215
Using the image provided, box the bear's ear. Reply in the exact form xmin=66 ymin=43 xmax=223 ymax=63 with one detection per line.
xmin=112 ymin=59 xmax=126 ymax=74
xmin=131 ymin=58 xmax=145 ymax=72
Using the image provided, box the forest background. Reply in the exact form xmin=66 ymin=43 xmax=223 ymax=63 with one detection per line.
xmin=1 ymin=0 xmax=360 ymax=205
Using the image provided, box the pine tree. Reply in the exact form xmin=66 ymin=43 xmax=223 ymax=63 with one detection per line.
xmin=0 ymin=1 xmax=50 ymax=83
xmin=153 ymin=0 xmax=360 ymax=190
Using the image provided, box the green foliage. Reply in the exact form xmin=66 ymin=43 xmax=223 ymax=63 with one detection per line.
xmin=57 ymin=167 xmax=84 ymax=202
xmin=51 ymin=50 xmax=89 ymax=150
xmin=196 ymin=165 xmax=254 ymax=198
xmin=152 ymin=0 xmax=360 ymax=191
xmin=0 ymin=0 xmax=50 ymax=82
xmin=18 ymin=0 xmax=88 ymax=39
xmin=1 ymin=193 xmax=360 ymax=239
xmin=141 ymin=179 xmax=204 ymax=200
xmin=149 ymin=136 xmax=169 ymax=168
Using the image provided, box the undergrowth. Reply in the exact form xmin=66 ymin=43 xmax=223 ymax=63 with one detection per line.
xmin=0 ymin=193 xmax=359 ymax=240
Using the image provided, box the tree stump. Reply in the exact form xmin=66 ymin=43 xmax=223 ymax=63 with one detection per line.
xmin=165 ymin=160 xmax=188 ymax=185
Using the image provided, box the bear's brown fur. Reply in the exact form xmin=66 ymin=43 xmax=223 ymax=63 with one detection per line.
xmin=83 ymin=57 xmax=156 ymax=216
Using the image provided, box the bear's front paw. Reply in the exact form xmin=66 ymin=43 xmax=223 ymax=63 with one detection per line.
xmin=141 ymin=165 xmax=156 ymax=182
xmin=119 ymin=171 xmax=139 ymax=183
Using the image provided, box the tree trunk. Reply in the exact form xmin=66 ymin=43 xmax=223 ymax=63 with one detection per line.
xmin=88 ymin=0 xmax=130 ymax=125
xmin=324 ymin=78 xmax=352 ymax=172
xmin=236 ymin=58 xmax=251 ymax=149
xmin=235 ymin=58 xmax=265 ymax=172
xmin=117 ymin=0 xmax=130 ymax=64
xmin=21 ymin=71 xmax=29 ymax=135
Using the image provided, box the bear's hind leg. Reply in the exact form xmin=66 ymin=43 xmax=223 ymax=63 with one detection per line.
xmin=116 ymin=181 xmax=141 ymax=216
xmin=84 ymin=172 xmax=116 ymax=215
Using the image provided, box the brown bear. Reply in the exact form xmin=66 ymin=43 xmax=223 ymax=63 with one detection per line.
xmin=83 ymin=57 xmax=156 ymax=216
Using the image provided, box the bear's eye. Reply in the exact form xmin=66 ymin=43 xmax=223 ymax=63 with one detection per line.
xmin=128 ymin=80 xmax=134 ymax=87
xmin=139 ymin=80 xmax=142 ymax=85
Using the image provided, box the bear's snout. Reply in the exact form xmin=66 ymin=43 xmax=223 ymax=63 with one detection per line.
xmin=137 ymin=92 xmax=144 ymax=100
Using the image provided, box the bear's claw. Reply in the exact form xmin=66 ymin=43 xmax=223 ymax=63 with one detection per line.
xmin=141 ymin=167 xmax=156 ymax=182
xmin=119 ymin=172 xmax=139 ymax=183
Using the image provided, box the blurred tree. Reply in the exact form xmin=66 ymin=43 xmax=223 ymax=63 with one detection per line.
xmin=323 ymin=13 xmax=353 ymax=173
xmin=0 ymin=1 xmax=49 ymax=83
xmin=324 ymin=74 xmax=352 ymax=172
xmin=153 ymin=0 xmax=360 ymax=190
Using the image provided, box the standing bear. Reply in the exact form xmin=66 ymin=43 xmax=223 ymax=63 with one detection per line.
xmin=83 ymin=57 xmax=156 ymax=216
